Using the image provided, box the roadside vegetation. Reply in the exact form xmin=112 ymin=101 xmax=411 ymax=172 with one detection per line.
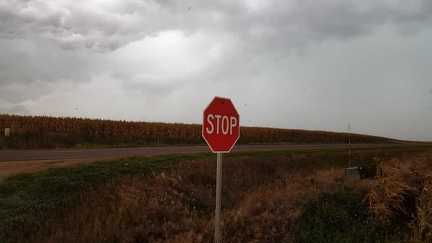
xmin=0 ymin=114 xmax=392 ymax=149
xmin=1 ymin=146 xmax=431 ymax=242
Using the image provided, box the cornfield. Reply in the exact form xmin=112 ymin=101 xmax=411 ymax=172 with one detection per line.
xmin=0 ymin=114 xmax=389 ymax=149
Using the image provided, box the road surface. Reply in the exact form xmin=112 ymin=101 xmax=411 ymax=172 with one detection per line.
xmin=0 ymin=144 xmax=400 ymax=162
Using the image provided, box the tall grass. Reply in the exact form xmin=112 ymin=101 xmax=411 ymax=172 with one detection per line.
xmin=366 ymin=152 xmax=432 ymax=242
xmin=295 ymin=151 xmax=432 ymax=243
xmin=414 ymin=175 xmax=432 ymax=241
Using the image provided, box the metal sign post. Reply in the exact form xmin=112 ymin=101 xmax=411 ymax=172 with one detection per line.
xmin=202 ymin=96 xmax=240 ymax=243
xmin=215 ymin=153 xmax=222 ymax=243
xmin=348 ymin=124 xmax=351 ymax=167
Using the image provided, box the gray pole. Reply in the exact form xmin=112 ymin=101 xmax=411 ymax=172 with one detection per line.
xmin=348 ymin=124 xmax=351 ymax=167
xmin=215 ymin=153 xmax=222 ymax=243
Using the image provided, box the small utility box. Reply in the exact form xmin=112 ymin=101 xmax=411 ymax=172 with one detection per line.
xmin=344 ymin=167 xmax=360 ymax=181
xmin=4 ymin=128 xmax=10 ymax=137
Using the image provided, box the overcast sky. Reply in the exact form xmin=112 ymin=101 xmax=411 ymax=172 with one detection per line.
xmin=1 ymin=0 xmax=431 ymax=141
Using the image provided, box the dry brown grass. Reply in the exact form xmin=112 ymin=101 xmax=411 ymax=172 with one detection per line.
xmin=221 ymin=168 xmax=345 ymax=242
xmin=7 ymin=148 xmax=431 ymax=242
xmin=30 ymin=154 xmax=348 ymax=243
xmin=366 ymin=152 xmax=432 ymax=242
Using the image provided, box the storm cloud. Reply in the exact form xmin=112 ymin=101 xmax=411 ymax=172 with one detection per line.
xmin=0 ymin=0 xmax=431 ymax=140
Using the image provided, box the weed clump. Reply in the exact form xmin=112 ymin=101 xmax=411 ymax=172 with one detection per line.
xmin=295 ymin=185 xmax=395 ymax=242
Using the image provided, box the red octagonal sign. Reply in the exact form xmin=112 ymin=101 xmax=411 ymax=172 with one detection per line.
xmin=202 ymin=97 xmax=240 ymax=153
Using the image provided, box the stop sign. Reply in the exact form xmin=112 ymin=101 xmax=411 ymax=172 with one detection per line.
xmin=202 ymin=96 xmax=240 ymax=153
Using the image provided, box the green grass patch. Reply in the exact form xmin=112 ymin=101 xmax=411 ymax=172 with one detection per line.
xmin=296 ymin=186 xmax=384 ymax=243
xmin=295 ymin=185 xmax=400 ymax=243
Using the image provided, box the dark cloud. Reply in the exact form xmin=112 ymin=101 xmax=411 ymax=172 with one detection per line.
xmin=0 ymin=0 xmax=148 ymax=51
xmin=120 ymin=73 xmax=192 ymax=98
xmin=1 ymin=0 xmax=431 ymax=52
xmin=1 ymin=79 xmax=61 ymax=105
xmin=0 ymin=39 xmax=99 ymax=89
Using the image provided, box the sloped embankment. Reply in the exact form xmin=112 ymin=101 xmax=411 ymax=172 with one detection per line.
xmin=0 ymin=147 xmax=431 ymax=242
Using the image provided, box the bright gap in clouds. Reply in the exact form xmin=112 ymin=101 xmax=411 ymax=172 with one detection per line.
xmin=21 ymin=30 xmax=229 ymax=123
xmin=114 ymin=30 xmax=217 ymax=78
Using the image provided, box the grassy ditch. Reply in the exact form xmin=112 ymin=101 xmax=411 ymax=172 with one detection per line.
xmin=0 ymin=153 xmax=209 ymax=243
xmin=0 ymin=147 xmax=431 ymax=242
xmin=296 ymin=150 xmax=432 ymax=243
